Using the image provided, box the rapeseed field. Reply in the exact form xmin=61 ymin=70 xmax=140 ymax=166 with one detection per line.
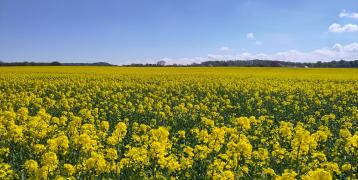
xmin=0 ymin=67 xmax=357 ymax=179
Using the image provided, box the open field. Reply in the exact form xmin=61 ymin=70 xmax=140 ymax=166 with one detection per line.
xmin=0 ymin=67 xmax=357 ymax=179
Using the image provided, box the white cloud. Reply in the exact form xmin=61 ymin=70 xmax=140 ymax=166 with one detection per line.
xmin=219 ymin=46 xmax=230 ymax=51
xmin=246 ymin=33 xmax=254 ymax=39
xmin=344 ymin=42 xmax=358 ymax=52
xmin=246 ymin=33 xmax=263 ymax=45
xmin=329 ymin=23 xmax=358 ymax=32
xmin=158 ymin=43 xmax=358 ymax=65
xmin=339 ymin=9 xmax=358 ymax=19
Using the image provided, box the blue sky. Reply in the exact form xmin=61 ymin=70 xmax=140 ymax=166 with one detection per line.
xmin=1 ymin=0 xmax=358 ymax=64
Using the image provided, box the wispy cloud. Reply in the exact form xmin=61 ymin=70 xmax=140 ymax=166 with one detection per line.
xmin=246 ymin=33 xmax=254 ymax=39
xmin=246 ymin=33 xmax=263 ymax=45
xmin=328 ymin=23 xmax=358 ymax=32
xmin=339 ymin=9 xmax=358 ymax=19
xmin=219 ymin=46 xmax=230 ymax=51
xmin=158 ymin=43 xmax=358 ymax=65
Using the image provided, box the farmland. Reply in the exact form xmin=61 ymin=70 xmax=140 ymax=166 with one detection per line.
xmin=0 ymin=67 xmax=357 ymax=179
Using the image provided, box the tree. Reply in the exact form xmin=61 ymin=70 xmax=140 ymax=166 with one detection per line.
xmin=157 ymin=61 xmax=166 ymax=66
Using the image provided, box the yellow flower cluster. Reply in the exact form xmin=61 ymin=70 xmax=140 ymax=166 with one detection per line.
xmin=0 ymin=67 xmax=357 ymax=179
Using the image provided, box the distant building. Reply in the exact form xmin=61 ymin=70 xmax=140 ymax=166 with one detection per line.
xmin=157 ymin=60 xmax=166 ymax=66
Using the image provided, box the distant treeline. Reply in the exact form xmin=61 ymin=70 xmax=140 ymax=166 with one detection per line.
xmin=193 ymin=59 xmax=358 ymax=68
xmin=126 ymin=59 xmax=358 ymax=68
xmin=0 ymin=61 xmax=115 ymax=66
xmin=1 ymin=59 xmax=358 ymax=68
